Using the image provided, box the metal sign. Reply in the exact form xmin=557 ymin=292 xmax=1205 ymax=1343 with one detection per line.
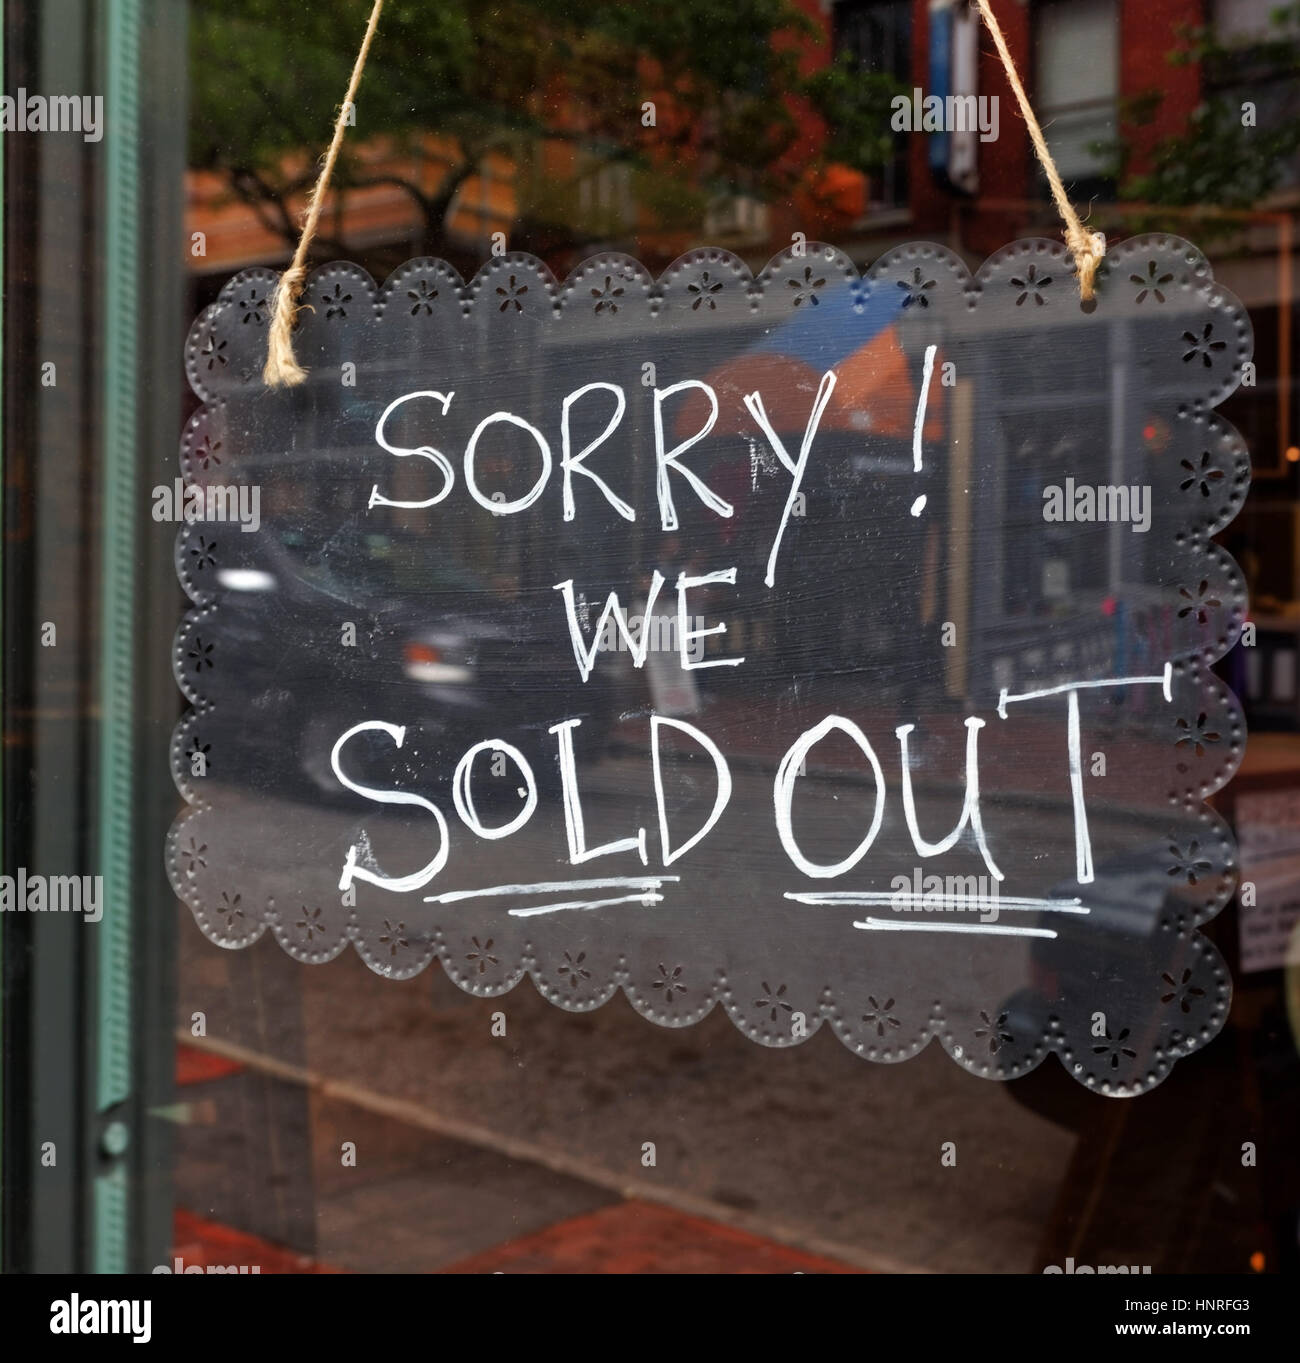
xmin=169 ymin=236 xmax=1250 ymax=1093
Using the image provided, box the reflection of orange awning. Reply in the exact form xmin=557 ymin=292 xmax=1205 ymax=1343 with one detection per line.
xmin=676 ymin=328 xmax=945 ymax=442
xmin=828 ymin=328 xmax=945 ymax=440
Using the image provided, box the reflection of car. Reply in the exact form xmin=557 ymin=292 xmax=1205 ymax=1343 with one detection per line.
xmin=1000 ymin=847 xmax=1208 ymax=1127
xmin=197 ymin=522 xmax=616 ymax=803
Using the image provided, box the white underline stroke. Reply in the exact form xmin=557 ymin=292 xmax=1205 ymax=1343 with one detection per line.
xmin=425 ymin=877 xmax=679 ymax=904
xmin=785 ymin=892 xmax=1088 ymax=913
xmin=509 ymin=893 xmax=664 ymax=918
xmin=851 ymin=916 xmax=1058 ymax=939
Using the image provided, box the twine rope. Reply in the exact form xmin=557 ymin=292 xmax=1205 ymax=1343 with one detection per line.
xmin=261 ymin=0 xmax=1102 ymax=383
xmin=975 ymin=0 xmax=1106 ymax=300
xmin=263 ymin=0 xmax=385 ymax=387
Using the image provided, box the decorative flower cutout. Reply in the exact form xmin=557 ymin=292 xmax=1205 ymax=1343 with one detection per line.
xmin=1174 ymin=712 xmax=1222 ymax=759
xmin=1092 ymin=1026 xmax=1137 ymax=1071
xmin=788 ymin=266 xmax=827 ymax=307
xmin=861 ymin=996 xmax=900 ymax=1038
xmin=974 ymin=1009 xmax=1013 ymax=1054
xmin=557 ymin=950 xmax=590 ymax=987
xmin=496 ymin=275 xmax=529 ymax=312
xmin=321 ymin=281 xmax=353 ymax=320
xmin=187 ymin=637 xmax=215 ymax=671
xmin=182 ymin=838 xmax=208 ymax=875
xmin=1010 ymin=262 xmax=1052 ymax=306
xmin=193 ymin=435 xmax=222 ymax=470
xmin=1160 ymin=968 xmax=1206 ymax=1014
xmin=378 ymin=919 xmax=408 ymax=956
xmin=591 ymin=275 xmax=625 ymax=314
xmin=688 ymin=270 xmax=724 ymax=310
xmin=189 ymin=536 xmax=217 ymax=571
xmin=238 ymin=286 xmax=269 ymax=326
xmin=296 ymin=905 xmax=323 ymax=943
xmin=407 ymin=279 xmax=439 ymax=316
xmin=1181 ymin=322 xmax=1226 ymax=368
xmin=1179 ymin=451 xmax=1225 ymax=498
xmin=652 ymin=962 xmax=686 ymax=1003
xmin=1130 ymin=260 xmax=1173 ymax=304
xmin=1178 ymin=579 xmax=1221 ymax=625
xmin=755 ymin=980 xmax=792 ymax=1022
xmin=466 ymin=936 xmax=499 ymax=974
xmin=897 ymin=265 xmax=936 ymax=308
xmin=219 ymin=890 xmax=244 ymax=931
xmin=1167 ymin=838 xmax=1212 ymax=885
xmin=198 ymin=331 xmax=228 ymax=370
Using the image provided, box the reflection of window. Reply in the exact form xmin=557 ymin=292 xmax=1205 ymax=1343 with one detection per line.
xmin=1033 ymin=0 xmax=1118 ymax=194
xmin=1210 ymin=0 xmax=1300 ymax=189
xmin=576 ymin=155 xmax=635 ymax=236
xmin=1213 ymin=0 xmax=1276 ymax=41
xmin=703 ymin=194 xmax=770 ymax=244
xmin=833 ymin=0 xmax=911 ymax=210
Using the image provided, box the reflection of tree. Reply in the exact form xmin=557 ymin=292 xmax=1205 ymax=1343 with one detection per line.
xmin=1095 ymin=5 xmax=1300 ymax=226
xmin=192 ymin=0 xmax=902 ymax=272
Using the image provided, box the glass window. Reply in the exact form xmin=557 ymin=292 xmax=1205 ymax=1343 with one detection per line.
xmin=3 ymin=0 xmax=1299 ymax=1311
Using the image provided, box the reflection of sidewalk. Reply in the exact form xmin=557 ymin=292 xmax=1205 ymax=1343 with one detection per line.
xmin=173 ymin=1042 xmax=862 ymax=1274
xmin=173 ymin=922 xmax=1076 ymax=1273
xmin=172 ymin=1200 xmax=860 ymax=1275
xmin=440 ymin=1201 xmax=859 ymax=1273
xmin=172 ymin=1208 xmax=336 ymax=1274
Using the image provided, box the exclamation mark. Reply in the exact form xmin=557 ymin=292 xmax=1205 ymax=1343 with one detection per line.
xmin=911 ymin=343 xmax=937 ymax=517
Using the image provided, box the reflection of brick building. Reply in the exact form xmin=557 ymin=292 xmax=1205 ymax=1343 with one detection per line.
xmin=819 ymin=0 xmax=1295 ymax=497
xmin=188 ymin=136 xmax=518 ymax=273
xmin=830 ymin=0 xmax=1204 ymax=249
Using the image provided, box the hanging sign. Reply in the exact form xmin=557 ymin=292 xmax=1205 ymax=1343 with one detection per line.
xmin=169 ymin=236 xmax=1250 ymax=1093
